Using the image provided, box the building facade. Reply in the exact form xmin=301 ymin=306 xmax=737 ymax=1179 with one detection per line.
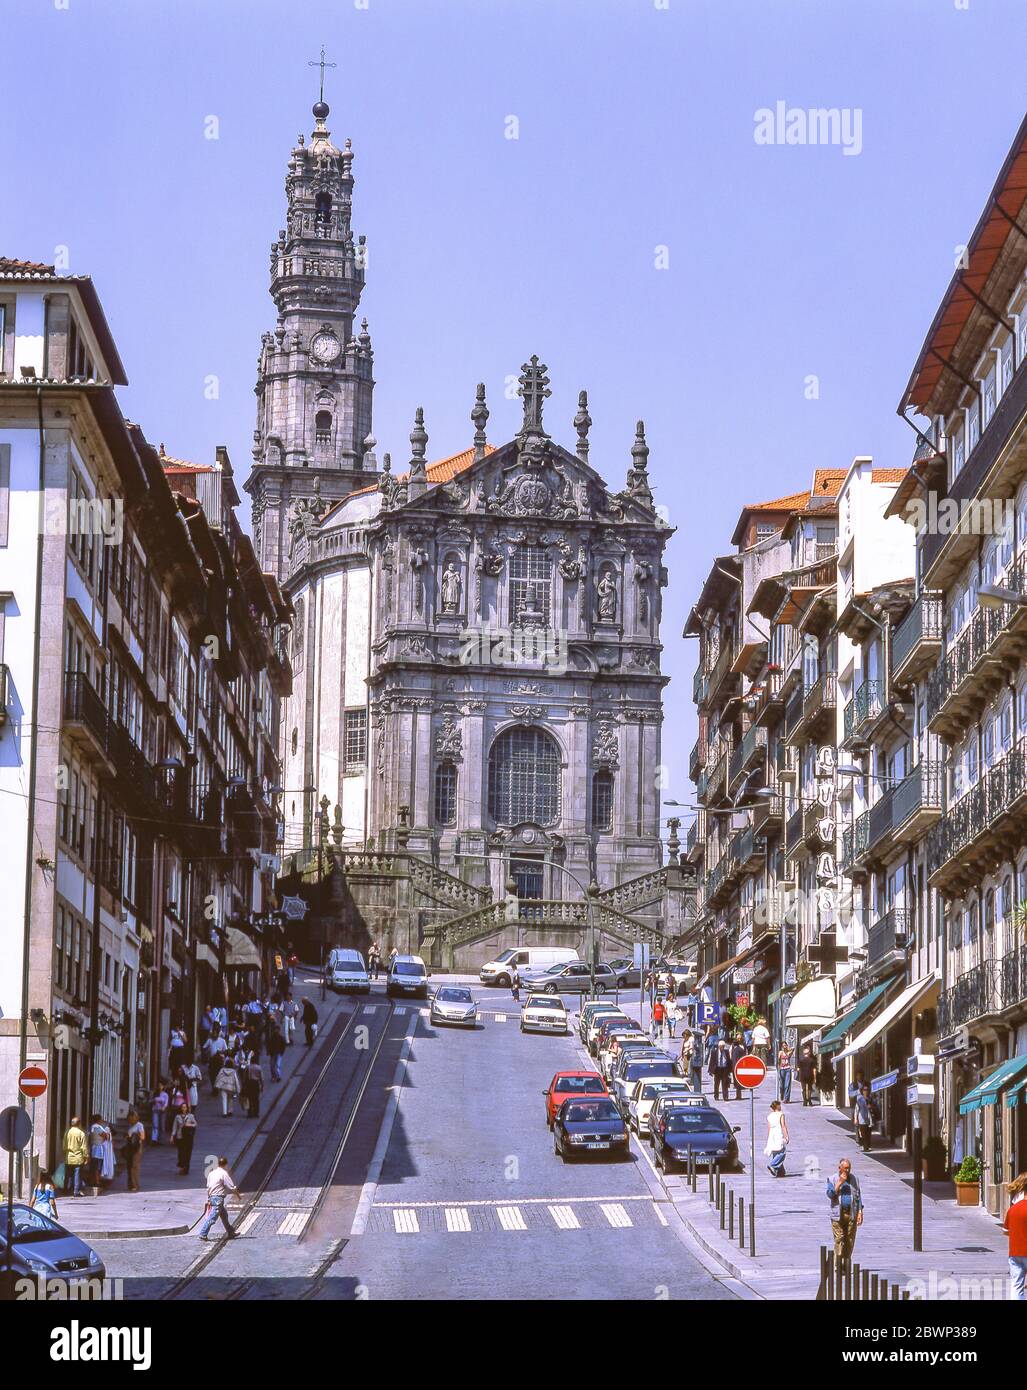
xmin=0 ymin=259 xmax=290 ymax=1169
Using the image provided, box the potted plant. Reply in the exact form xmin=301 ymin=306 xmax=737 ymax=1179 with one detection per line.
xmin=923 ymin=1135 xmax=947 ymax=1182
xmin=954 ymin=1155 xmax=981 ymax=1205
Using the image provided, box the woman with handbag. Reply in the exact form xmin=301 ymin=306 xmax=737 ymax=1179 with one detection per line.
xmin=214 ymin=1058 xmax=241 ymax=1117
xmin=764 ymin=1100 xmax=789 ymax=1177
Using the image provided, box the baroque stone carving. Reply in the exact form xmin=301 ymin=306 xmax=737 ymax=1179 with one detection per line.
xmin=434 ymin=712 xmax=463 ymax=761
xmin=440 ymin=561 xmax=462 ymax=613
xmin=596 ymin=571 xmax=618 ymax=622
xmin=592 ymin=719 xmax=619 ymax=769
xmin=509 ymin=703 xmax=546 ymax=723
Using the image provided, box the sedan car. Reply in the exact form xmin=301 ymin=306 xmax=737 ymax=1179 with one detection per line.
xmin=429 ymin=985 xmax=478 ymax=1027
xmin=520 ymin=994 xmax=570 ymax=1034
xmin=553 ymin=1096 xmax=630 ymax=1162
xmin=578 ymin=1001 xmax=623 ymax=1044
xmin=600 ymin=1032 xmax=652 ymax=1082
xmin=542 ymin=1070 xmax=608 ymax=1127
xmin=605 ymin=957 xmax=641 ymax=988
xmin=0 ymin=1202 xmax=106 ymax=1283
xmin=613 ymin=1056 xmax=682 ymax=1113
xmin=627 ymin=1077 xmax=700 ymax=1135
xmin=651 ymin=1104 xmax=741 ymax=1173
xmin=524 ymin=961 xmax=618 ymax=995
xmin=587 ymin=1011 xmax=632 ymax=1054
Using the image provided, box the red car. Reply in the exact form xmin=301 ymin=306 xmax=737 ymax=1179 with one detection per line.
xmin=542 ymin=1070 xmax=608 ymax=1128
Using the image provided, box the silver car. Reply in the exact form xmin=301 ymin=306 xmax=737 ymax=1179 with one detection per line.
xmin=0 ymin=1202 xmax=106 ymax=1284
xmin=429 ymin=985 xmax=478 ymax=1027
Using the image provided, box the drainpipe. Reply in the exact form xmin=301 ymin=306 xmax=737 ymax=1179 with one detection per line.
xmin=17 ymin=385 xmax=47 ymax=1191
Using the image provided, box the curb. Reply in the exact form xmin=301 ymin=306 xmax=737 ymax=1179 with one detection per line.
xmin=72 ymin=1222 xmax=193 ymax=1240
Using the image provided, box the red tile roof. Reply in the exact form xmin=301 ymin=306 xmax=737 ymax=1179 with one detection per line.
xmin=327 ymin=443 xmax=496 ymax=513
xmin=0 ymin=257 xmax=55 ymax=274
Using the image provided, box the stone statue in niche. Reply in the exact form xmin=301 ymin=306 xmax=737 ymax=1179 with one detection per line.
xmin=441 ymin=560 xmax=462 ymax=613
xmin=596 ymin=570 xmax=618 ymax=622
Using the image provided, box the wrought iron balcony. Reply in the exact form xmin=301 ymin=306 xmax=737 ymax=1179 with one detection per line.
xmin=785 ymin=805 xmax=804 ymax=857
xmin=731 ymin=826 xmax=766 ymax=874
xmin=63 ymin=672 xmax=112 ymax=764
xmin=925 ymin=606 xmax=1008 ymax=742
xmin=752 ymin=670 xmax=784 ymax=727
xmin=937 ymin=960 xmax=1003 ymax=1033
xmin=840 ymin=812 xmax=870 ymax=878
xmin=867 ymin=907 xmax=912 ymax=968
xmin=776 ymin=743 xmax=798 ymax=782
xmin=752 ymin=792 xmax=783 ymax=833
xmin=706 ymin=639 xmax=739 ymax=709
xmin=685 ymin=812 xmax=706 ymax=864
xmin=890 ymin=762 xmax=943 ymax=842
xmin=729 ymin=724 xmax=767 ymax=794
xmin=802 ymin=799 xmax=831 ymax=849
xmin=928 ymin=736 xmax=1027 ymax=892
xmin=689 ymin=737 xmax=703 ymax=781
xmin=891 ymin=592 xmax=943 ymax=688
xmin=1001 ymin=944 xmax=1027 ymax=1011
xmin=786 ymin=672 xmax=837 ymax=747
xmin=843 ymin=678 xmax=884 ymax=748
xmin=693 ymin=664 xmax=710 ymax=707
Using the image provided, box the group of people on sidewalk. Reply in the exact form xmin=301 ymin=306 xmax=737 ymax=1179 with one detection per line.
xmin=52 ymin=1114 xmax=115 ymax=1203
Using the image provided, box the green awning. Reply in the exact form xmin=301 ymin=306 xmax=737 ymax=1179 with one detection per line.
xmin=1005 ymin=1073 xmax=1027 ymax=1109
xmin=818 ymin=981 xmax=892 ymax=1055
xmin=960 ymin=1054 xmax=1027 ymax=1115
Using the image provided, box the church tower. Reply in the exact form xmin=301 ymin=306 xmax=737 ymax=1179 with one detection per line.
xmin=246 ymin=75 xmax=376 ymax=579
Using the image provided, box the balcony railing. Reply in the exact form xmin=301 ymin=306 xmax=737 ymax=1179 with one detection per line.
xmin=689 ymin=737 xmax=703 ymax=781
xmin=1001 ymin=943 xmax=1027 ymax=1011
xmin=693 ymin=665 xmax=710 ymax=707
xmin=891 ymin=761 xmax=943 ymax=840
xmin=938 ymin=960 xmax=1004 ymax=1034
xmin=843 ymin=679 xmax=884 ymax=747
xmin=752 ymin=670 xmax=784 ymax=726
xmin=891 ymin=592 xmax=943 ymax=686
xmin=867 ymin=907 xmax=912 ymax=966
xmin=706 ymin=639 xmax=738 ymax=708
xmin=928 ymin=736 xmax=1027 ymax=889
xmin=63 ymin=672 xmax=110 ymax=755
xmin=729 ymin=724 xmax=767 ymax=793
xmin=785 ymin=805 xmax=804 ymax=856
xmin=786 ymin=672 xmax=837 ymax=746
xmin=752 ymin=792 xmax=783 ymax=833
xmin=840 ymin=813 xmax=870 ymax=876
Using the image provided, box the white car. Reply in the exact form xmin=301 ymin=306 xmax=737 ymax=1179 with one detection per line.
xmin=327 ymin=948 xmax=371 ymax=994
xmin=627 ymin=1077 xmax=698 ymax=1135
xmin=520 ymin=994 xmax=570 ymax=1035
xmin=429 ymin=985 xmax=478 ymax=1027
xmin=648 ymin=1090 xmax=710 ymax=1142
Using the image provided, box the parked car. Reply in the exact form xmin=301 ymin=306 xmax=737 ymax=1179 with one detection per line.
xmin=553 ymin=1096 xmax=630 ymax=1162
xmin=612 ymin=1055 xmax=682 ymax=1113
xmin=626 ymin=1078 xmax=698 ymax=1136
xmin=326 ymin=947 xmax=371 ymax=994
xmin=429 ymin=985 xmax=477 ymax=1027
xmin=578 ymin=1001 xmax=624 ymax=1044
xmin=479 ymin=946 xmax=577 ymax=988
xmin=520 ymin=994 xmax=570 ymax=1034
xmin=542 ymin=1070 xmax=608 ymax=1128
xmin=528 ymin=961 xmax=618 ymax=995
xmin=0 ymin=1202 xmax=106 ymax=1283
xmin=586 ymin=1010 xmax=632 ymax=1054
xmin=650 ymin=1103 xmax=741 ymax=1173
xmin=600 ymin=1033 xmax=653 ymax=1082
xmin=386 ymin=954 xmax=430 ymax=999
xmin=606 ymin=957 xmax=641 ymax=988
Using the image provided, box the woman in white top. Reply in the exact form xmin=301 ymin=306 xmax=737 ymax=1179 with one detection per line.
xmin=764 ymin=1099 xmax=789 ymax=1177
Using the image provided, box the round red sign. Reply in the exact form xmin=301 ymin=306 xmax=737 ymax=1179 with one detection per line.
xmin=18 ymin=1065 xmax=48 ymax=1099
xmin=733 ymin=1054 xmax=767 ymax=1089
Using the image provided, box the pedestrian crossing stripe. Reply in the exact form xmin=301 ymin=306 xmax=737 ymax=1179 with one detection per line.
xmin=237 ymin=1211 xmax=261 ymax=1235
xmin=497 ymin=1205 xmax=527 ymax=1231
xmin=548 ymin=1205 xmax=580 ymax=1230
xmin=494 ymin=1014 xmax=506 ymax=1022
xmin=394 ymin=1209 xmax=420 ymax=1234
xmin=362 ymin=1006 xmax=377 ymax=1015
xmin=394 ymin=1007 xmax=406 ymax=1015
xmin=277 ymin=1211 xmax=309 ymax=1236
xmin=600 ymin=1203 xmax=632 ymax=1228
xmin=444 ymin=1207 xmax=471 ymax=1232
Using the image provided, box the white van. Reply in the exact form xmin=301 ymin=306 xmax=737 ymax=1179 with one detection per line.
xmin=327 ymin=948 xmax=371 ymax=994
xmin=387 ymin=954 xmax=430 ymax=999
xmin=479 ymin=946 xmax=577 ymax=988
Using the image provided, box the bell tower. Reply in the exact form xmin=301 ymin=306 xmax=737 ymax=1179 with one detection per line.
xmin=246 ymin=65 xmax=377 ymax=579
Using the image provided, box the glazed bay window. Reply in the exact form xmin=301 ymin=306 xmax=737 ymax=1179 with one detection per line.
xmin=343 ymin=708 xmax=367 ymax=772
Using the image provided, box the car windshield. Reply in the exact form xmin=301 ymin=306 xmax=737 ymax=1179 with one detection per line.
xmin=555 ymin=1075 xmax=606 ymax=1094
xmin=526 ymin=997 xmax=565 ymax=1011
xmin=666 ymin=1111 xmax=728 ymax=1133
xmin=624 ymin=1061 xmax=677 ymax=1081
xmin=393 ymin=962 xmax=425 ymax=977
xmin=437 ymin=988 xmax=472 ymax=1003
xmin=494 ymin=950 xmax=518 ymax=963
xmin=4 ymin=1205 xmax=61 ymax=1242
xmin=639 ymin=1081 xmax=685 ymax=1099
xmin=542 ymin=962 xmax=573 ymax=975
xmin=564 ymin=1100 xmax=621 ymax=1124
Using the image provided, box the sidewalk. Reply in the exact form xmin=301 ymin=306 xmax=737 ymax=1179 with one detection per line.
xmin=60 ymin=978 xmax=346 ymax=1239
xmin=658 ymin=1083 xmax=1010 ymax=1300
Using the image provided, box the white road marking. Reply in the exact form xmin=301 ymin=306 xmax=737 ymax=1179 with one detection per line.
xmin=236 ymin=1211 xmax=261 ymax=1235
xmin=444 ymin=1206 xmax=471 ymax=1232
xmin=548 ymin=1204 xmax=580 ymax=1230
xmin=362 ymin=1005 xmax=378 ymax=1015
xmin=372 ymin=1193 xmax=653 ymax=1208
xmin=653 ymin=1203 xmax=669 ymax=1226
xmin=497 ymin=1206 xmax=527 ymax=1231
xmin=393 ymin=1209 xmax=420 ymax=1234
xmin=600 ymin=1202 xmax=632 ymax=1228
xmin=494 ymin=1014 xmax=506 ymax=1022
xmin=277 ymin=1210 xmax=309 ymax=1236
xmin=394 ymin=1007 xmax=407 ymax=1016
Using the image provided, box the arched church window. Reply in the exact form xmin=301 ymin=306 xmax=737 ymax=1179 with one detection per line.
xmin=591 ymin=769 xmax=614 ymax=832
xmin=314 ymin=410 xmax=332 ymax=447
xmin=487 ymin=726 xmax=560 ymax=826
xmin=314 ymin=191 xmax=332 ymax=232
xmin=434 ymin=763 xmax=458 ymax=827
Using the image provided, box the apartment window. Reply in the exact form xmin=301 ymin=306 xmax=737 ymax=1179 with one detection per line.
xmin=343 ymin=708 xmax=367 ymax=771
xmin=755 ymin=524 xmax=775 ymax=542
xmin=967 ymin=404 xmax=980 ymax=451
xmin=434 ymin=763 xmax=458 ymax=826
xmin=591 ymin=769 xmax=614 ymax=831
xmin=508 ymin=545 xmax=553 ymax=625
xmin=0 ymin=441 xmax=9 ymax=547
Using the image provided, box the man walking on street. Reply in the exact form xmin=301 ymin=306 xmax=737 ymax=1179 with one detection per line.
xmin=798 ymin=1045 xmax=817 ymax=1106
xmin=63 ymin=1117 xmax=88 ymax=1197
xmin=198 ymin=1157 xmax=241 ymax=1241
xmin=711 ymin=1038 xmax=732 ymax=1103
xmin=826 ymin=1157 xmax=864 ymax=1267
xmin=301 ymin=996 xmax=319 ymax=1046
xmin=752 ymin=1016 xmax=770 ymax=1063
xmin=368 ymin=941 xmax=381 ymax=980
xmin=854 ymin=1083 xmax=875 ymax=1151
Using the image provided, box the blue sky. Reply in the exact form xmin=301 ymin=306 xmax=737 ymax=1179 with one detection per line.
xmin=4 ymin=0 xmax=1027 ymax=815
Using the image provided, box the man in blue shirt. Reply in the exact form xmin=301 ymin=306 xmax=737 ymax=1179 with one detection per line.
xmin=826 ymin=1157 xmax=864 ymax=1266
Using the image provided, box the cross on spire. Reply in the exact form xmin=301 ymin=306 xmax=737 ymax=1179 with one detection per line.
xmin=308 ymin=45 xmax=337 ymax=103
xmin=518 ymin=355 xmax=551 ymax=435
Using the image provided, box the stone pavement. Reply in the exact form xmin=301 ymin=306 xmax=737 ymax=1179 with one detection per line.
xmin=654 ymin=1079 xmax=1010 ymax=1300
xmin=59 ymin=976 xmax=345 ymax=1240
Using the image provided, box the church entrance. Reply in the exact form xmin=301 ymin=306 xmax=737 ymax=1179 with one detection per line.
xmin=511 ymin=855 xmax=544 ymax=902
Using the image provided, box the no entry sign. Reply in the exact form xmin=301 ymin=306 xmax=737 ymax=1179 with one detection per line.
xmin=18 ymin=1065 xmax=48 ymax=1099
xmin=733 ymin=1054 xmax=767 ymax=1089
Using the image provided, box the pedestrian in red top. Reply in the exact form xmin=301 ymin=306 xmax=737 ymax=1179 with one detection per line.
xmin=1002 ymin=1172 xmax=1027 ymax=1300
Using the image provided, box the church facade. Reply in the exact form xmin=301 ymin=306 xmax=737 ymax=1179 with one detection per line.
xmin=249 ymin=98 xmax=673 ymax=918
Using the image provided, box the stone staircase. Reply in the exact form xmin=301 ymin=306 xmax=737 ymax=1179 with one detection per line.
xmin=423 ymin=897 xmax=664 ymax=970
xmin=593 ymin=867 xmax=668 ymax=915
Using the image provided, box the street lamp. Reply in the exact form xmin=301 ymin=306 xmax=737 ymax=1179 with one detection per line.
xmin=979 ymin=582 xmax=1027 ymax=609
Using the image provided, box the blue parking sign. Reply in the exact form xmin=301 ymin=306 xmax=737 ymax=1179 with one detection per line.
xmin=697 ymin=1001 xmax=722 ymax=1028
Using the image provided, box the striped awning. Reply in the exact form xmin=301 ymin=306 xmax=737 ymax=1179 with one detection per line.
xmin=1005 ymin=1072 xmax=1027 ymax=1109
xmin=960 ymin=1054 xmax=1027 ymax=1115
xmin=817 ymin=981 xmax=892 ymax=1055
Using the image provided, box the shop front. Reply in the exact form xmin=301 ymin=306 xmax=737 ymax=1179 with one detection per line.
xmin=836 ymin=974 xmax=939 ymax=1146
xmin=958 ymin=1052 xmax=1027 ymax=1215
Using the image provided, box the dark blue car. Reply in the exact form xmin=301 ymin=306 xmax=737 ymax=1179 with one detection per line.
xmin=651 ymin=1104 xmax=741 ymax=1173
xmin=553 ymin=1096 xmax=630 ymax=1162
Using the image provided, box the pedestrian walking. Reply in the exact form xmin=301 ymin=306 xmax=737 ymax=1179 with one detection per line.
xmin=798 ymin=1045 xmax=818 ymax=1106
xmin=1002 ymin=1172 xmax=1027 ymax=1300
xmin=652 ymin=997 xmax=666 ymax=1042
xmin=680 ymin=1029 xmax=704 ymax=1093
xmin=63 ymin=1117 xmax=88 ymax=1197
xmin=168 ymin=1079 xmax=188 ymax=1137
xmin=123 ymin=1109 xmax=145 ymax=1192
xmin=204 ymin=1026 xmax=227 ymax=1093
xmin=214 ymin=1057 xmax=241 ymax=1116
xmin=730 ymin=1036 xmax=746 ymax=1101
xmin=282 ymin=992 xmax=299 ymax=1044
xmin=268 ymin=1022 xmax=286 ymax=1081
xmin=172 ymin=1103 xmax=198 ymax=1175
xmin=368 ymin=941 xmax=381 ymax=980
xmin=853 ymin=1084 xmax=875 ymax=1152
xmin=817 ymin=1054 xmax=836 ymax=1103
xmin=664 ymin=991 xmax=679 ymax=1040
xmin=301 ymin=996 xmax=319 ymax=1046
xmin=751 ymin=1017 xmax=771 ymax=1063
xmin=87 ymin=1114 xmax=111 ymax=1192
xmin=150 ymin=1081 xmax=168 ymax=1143
xmin=198 ymin=1157 xmax=241 ymax=1241
xmin=168 ymin=1024 xmax=187 ymax=1077
xmin=764 ymin=1099 xmax=789 ymax=1177
xmin=182 ymin=1057 xmax=202 ymax=1110
xmin=776 ymin=1042 xmax=794 ymax=1103
xmin=243 ymin=1059 xmax=265 ymax=1119
xmin=711 ymin=1038 xmax=732 ymax=1103
xmin=826 ymin=1158 xmax=864 ymax=1266
xmin=31 ymin=1169 xmax=60 ymax=1220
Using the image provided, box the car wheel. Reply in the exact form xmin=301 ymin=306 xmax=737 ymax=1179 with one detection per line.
xmin=544 ymin=983 xmax=559 ymax=995
xmin=496 ymin=973 xmax=510 ymax=989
